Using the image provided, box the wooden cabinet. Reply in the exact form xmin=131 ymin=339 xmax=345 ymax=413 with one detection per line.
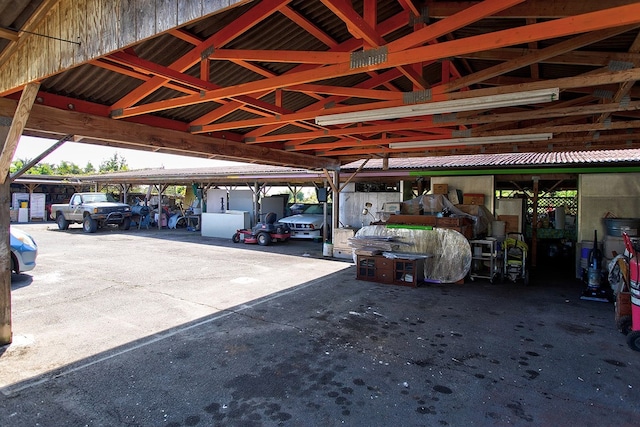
xmin=356 ymin=255 xmax=425 ymax=287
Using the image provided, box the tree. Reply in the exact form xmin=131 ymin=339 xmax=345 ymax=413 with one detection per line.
xmin=84 ymin=162 xmax=96 ymax=174
xmin=99 ymin=153 xmax=128 ymax=172
xmin=55 ymin=160 xmax=82 ymax=175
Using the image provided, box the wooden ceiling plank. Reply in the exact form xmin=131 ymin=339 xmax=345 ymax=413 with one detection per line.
xmin=118 ymin=3 xmax=640 ymax=119
xmin=110 ymin=0 xmax=293 ymax=111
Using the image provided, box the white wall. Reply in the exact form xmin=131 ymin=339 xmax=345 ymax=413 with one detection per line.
xmin=431 ymin=176 xmax=495 ymax=211
xmin=338 ymin=183 xmax=400 ymax=228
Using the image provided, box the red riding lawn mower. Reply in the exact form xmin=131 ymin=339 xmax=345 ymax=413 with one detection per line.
xmin=232 ymin=212 xmax=291 ymax=246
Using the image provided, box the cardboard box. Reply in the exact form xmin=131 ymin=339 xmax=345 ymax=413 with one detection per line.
xmin=463 ymin=193 xmax=485 ymax=205
xmin=498 ymin=214 xmax=520 ymax=234
xmin=433 ymin=184 xmax=448 ymax=195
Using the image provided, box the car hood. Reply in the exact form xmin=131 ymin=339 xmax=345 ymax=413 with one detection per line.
xmin=278 ymin=214 xmax=324 ymax=225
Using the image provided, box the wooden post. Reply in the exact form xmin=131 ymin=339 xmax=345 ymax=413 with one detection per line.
xmin=0 ymin=83 xmax=39 ymax=345
xmin=0 ymin=168 xmax=10 ymax=345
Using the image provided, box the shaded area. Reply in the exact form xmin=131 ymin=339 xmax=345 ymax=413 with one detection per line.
xmin=1 ymin=267 xmax=638 ymax=426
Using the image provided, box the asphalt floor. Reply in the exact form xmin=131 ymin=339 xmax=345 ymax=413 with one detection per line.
xmin=1 ymin=223 xmax=639 ymax=426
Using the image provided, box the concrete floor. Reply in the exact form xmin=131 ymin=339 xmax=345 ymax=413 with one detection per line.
xmin=1 ymin=223 xmax=639 ymax=426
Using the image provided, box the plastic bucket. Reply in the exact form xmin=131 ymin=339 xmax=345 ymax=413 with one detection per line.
xmin=323 ymin=243 xmax=334 ymax=257
xmin=20 ymin=201 xmax=28 ymax=208
xmin=491 ymin=221 xmax=506 ymax=238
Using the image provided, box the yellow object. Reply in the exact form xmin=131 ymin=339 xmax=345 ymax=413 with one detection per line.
xmin=20 ymin=202 xmax=28 ymax=208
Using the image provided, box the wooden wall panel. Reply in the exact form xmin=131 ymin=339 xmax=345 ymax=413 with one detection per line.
xmin=46 ymin=3 xmax=61 ymax=77
xmin=75 ymin=0 xmax=89 ymax=63
xmin=84 ymin=0 xmax=102 ymax=61
xmin=120 ymin=0 xmax=138 ymax=47
xmin=203 ymin=1 xmax=236 ymax=16
xmin=59 ymin=0 xmax=76 ymax=69
xmin=178 ymin=0 xmax=202 ymax=25
xmin=156 ymin=0 xmax=178 ymax=33
xmin=0 ymin=0 xmax=248 ymax=94
xmin=101 ymin=0 xmax=120 ymax=54
xmin=135 ymin=0 xmax=156 ymax=41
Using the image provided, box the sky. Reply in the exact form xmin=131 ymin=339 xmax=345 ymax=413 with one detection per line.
xmin=12 ymin=135 xmax=245 ymax=170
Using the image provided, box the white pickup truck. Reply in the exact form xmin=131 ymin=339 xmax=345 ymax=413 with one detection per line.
xmin=51 ymin=192 xmax=132 ymax=233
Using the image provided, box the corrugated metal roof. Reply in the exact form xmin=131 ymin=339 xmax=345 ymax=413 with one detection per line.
xmin=342 ymin=149 xmax=640 ymax=170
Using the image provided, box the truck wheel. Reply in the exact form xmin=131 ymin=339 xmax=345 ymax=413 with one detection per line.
xmin=56 ymin=213 xmax=69 ymax=230
xmin=120 ymin=217 xmax=132 ymax=230
xmin=83 ymin=216 xmax=98 ymax=233
xmin=257 ymin=232 xmax=272 ymax=246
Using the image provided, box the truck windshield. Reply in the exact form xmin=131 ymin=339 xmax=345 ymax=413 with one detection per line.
xmin=83 ymin=194 xmax=116 ymax=203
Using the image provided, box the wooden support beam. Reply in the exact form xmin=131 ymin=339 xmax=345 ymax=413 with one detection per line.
xmin=0 ymin=97 xmax=338 ymax=170
xmin=0 ymin=83 xmax=40 ymax=184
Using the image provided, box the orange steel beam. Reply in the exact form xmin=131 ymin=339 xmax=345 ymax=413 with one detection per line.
xmin=207 ymin=49 xmax=350 ymax=64
xmin=115 ymin=2 xmax=640 ymax=119
xmin=388 ymin=0 xmax=525 ymax=53
xmin=249 ymin=119 xmax=447 ymax=144
xmin=108 ymin=51 xmax=293 ymax=118
xmin=284 ymin=84 xmax=403 ymax=100
xmin=110 ymin=0 xmax=293 ymax=112
xmin=195 ymin=64 xmax=640 ymax=134
xmin=240 ymin=14 xmax=410 ymax=138
xmin=321 ymin=0 xmax=427 ymax=88
xmin=190 ymin=7 xmax=407 ymax=130
xmin=241 ymin=69 xmax=404 ymax=138
xmin=280 ymin=6 xmax=339 ymax=48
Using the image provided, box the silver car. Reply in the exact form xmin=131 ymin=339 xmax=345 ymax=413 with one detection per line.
xmin=10 ymin=226 xmax=38 ymax=274
xmin=278 ymin=204 xmax=331 ymax=240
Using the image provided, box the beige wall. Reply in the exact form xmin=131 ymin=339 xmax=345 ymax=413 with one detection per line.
xmin=578 ymin=173 xmax=640 ymax=242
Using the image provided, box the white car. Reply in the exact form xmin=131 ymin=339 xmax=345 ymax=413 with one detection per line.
xmin=10 ymin=226 xmax=38 ymax=274
xmin=278 ymin=204 xmax=331 ymax=240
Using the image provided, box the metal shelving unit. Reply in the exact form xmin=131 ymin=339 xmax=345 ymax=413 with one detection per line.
xmin=469 ymin=239 xmax=501 ymax=283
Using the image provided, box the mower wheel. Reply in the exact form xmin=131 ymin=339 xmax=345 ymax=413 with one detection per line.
xmin=626 ymin=330 xmax=640 ymax=351
xmin=617 ymin=315 xmax=632 ymax=335
xmin=257 ymin=232 xmax=272 ymax=246
xmin=232 ymin=233 xmax=241 ymax=243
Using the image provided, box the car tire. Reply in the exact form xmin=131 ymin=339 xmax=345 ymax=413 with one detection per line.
xmin=83 ymin=216 xmax=98 ymax=233
xmin=120 ymin=217 xmax=132 ymax=230
xmin=56 ymin=213 xmax=69 ymax=230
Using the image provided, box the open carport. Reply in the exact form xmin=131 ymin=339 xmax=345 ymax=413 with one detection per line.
xmin=2 ymin=223 xmax=639 ymax=425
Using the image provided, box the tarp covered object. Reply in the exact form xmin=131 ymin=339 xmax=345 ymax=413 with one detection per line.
xmin=350 ymin=225 xmax=471 ymax=283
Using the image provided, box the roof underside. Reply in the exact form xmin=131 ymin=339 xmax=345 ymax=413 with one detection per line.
xmin=3 ymin=0 xmax=640 ymax=169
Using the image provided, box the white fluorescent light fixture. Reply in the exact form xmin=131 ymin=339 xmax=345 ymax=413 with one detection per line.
xmin=315 ymin=88 xmax=559 ymax=126
xmin=388 ymin=133 xmax=553 ymax=149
